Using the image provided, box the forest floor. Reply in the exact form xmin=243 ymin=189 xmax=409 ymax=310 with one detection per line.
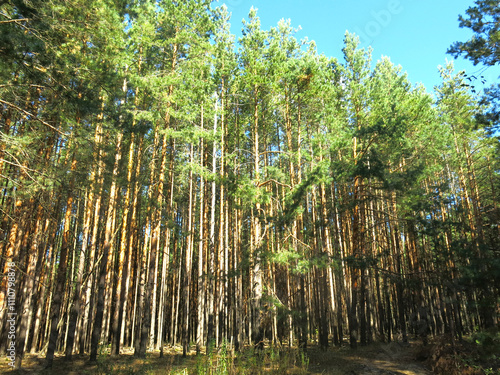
xmin=307 ymin=340 xmax=431 ymax=374
xmin=1 ymin=336 xmax=497 ymax=375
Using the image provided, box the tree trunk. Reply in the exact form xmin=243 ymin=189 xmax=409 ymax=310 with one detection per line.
xmin=90 ymin=132 xmax=123 ymax=362
xmin=46 ymin=156 xmax=77 ymax=368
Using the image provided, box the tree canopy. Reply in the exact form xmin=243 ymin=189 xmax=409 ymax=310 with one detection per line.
xmin=448 ymin=0 xmax=500 ymax=130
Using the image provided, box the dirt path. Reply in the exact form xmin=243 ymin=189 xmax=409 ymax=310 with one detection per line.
xmin=307 ymin=341 xmax=432 ymax=375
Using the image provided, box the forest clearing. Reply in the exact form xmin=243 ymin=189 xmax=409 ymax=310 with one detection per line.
xmin=0 ymin=0 xmax=499 ymax=374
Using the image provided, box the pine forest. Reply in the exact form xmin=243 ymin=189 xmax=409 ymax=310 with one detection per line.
xmin=0 ymin=0 xmax=499 ymax=373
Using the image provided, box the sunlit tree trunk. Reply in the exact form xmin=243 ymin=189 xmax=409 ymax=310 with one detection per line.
xmin=90 ymin=132 xmax=123 ymax=362
xmin=46 ymin=155 xmax=77 ymax=367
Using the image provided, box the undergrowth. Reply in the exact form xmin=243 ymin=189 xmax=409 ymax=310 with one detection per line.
xmin=90 ymin=341 xmax=309 ymax=375
xmin=429 ymin=330 xmax=500 ymax=375
xmin=191 ymin=341 xmax=309 ymax=375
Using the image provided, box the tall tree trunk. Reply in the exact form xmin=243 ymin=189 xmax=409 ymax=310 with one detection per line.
xmin=14 ymin=201 xmax=44 ymax=368
xmin=207 ymin=97 xmax=218 ymax=350
xmin=45 ymin=156 xmax=77 ymax=368
xmin=251 ymin=85 xmax=264 ymax=347
xmin=183 ymin=143 xmax=194 ymax=357
xmin=196 ymin=109 xmax=206 ymax=352
xmin=90 ymin=132 xmax=123 ymax=362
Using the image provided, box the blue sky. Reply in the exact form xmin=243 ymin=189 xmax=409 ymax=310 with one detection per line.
xmin=219 ymin=0 xmax=499 ymax=94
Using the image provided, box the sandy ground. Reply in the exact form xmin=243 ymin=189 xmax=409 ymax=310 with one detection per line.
xmin=307 ymin=341 xmax=432 ymax=375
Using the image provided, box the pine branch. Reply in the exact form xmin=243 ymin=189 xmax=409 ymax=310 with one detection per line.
xmin=0 ymin=99 xmax=67 ymax=135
